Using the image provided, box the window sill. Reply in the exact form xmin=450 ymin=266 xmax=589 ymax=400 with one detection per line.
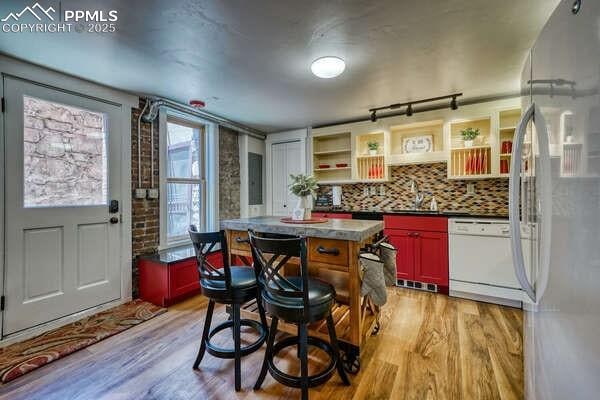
xmin=158 ymin=239 xmax=192 ymax=252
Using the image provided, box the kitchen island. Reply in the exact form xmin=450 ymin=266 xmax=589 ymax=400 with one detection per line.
xmin=220 ymin=216 xmax=384 ymax=370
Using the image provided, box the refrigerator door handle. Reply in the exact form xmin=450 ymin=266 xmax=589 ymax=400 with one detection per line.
xmin=509 ymin=103 xmax=536 ymax=301
xmin=534 ymin=104 xmax=553 ymax=303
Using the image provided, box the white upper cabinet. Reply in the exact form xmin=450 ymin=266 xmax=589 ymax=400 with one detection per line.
xmin=310 ymin=98 xmax=522 ymax=183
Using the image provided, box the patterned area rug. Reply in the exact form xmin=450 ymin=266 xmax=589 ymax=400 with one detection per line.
xmin=0 ymin=299 xmax=166 ymax=383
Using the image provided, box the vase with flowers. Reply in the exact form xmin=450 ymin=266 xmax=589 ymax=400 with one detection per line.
xmin=289 ymin=174 xmax=319 ymax=220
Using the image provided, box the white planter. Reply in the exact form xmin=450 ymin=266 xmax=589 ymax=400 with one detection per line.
xmin=369 ymin=149 xmax=378 ymax=156
xmin=464 ymin=140 xmax=474 ymax=148
xmin=292 ymin=195 xmax=313 ymax=220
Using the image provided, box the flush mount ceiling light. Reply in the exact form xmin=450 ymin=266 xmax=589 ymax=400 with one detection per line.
xmin=311 ymin=56 xmax=346 ymax=79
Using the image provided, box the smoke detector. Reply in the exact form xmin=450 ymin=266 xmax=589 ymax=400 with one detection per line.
xmin=189 ymin=100 xmax=206 ymax=108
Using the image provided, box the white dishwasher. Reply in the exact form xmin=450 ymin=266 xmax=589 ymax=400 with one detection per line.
xmin=449 ymin=218 xmax=530 ymax=307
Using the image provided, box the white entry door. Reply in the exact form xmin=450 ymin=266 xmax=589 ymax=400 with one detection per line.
xmin=2 ymin=76 xmax=122 ymax=336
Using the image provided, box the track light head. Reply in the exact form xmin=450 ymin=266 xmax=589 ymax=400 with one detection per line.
xmin=450 ymin=96 xmax=458 ymax=110
xmin=406 ymin=104 xmax=413 ymax=117
xmin=370 ymin=110 xmax=377 ymax=122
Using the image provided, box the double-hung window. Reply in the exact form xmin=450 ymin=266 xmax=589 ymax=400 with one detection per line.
xmin=163 ymin=117 xmax=206 ymax=245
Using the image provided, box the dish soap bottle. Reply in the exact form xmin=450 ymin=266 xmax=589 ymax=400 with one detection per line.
xmin=430 ymin=195 xmax=438 ymax=212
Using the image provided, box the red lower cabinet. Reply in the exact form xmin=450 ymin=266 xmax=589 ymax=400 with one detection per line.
xmin=139 ymin=250 xmax=223 ymax=306
xmin=384 ymin=215 xmax=449 ymax=291
xmin=387 ymin=230 xmax=414 ymax=280
xmin=413 ymin=231 xmax=448 ymax=286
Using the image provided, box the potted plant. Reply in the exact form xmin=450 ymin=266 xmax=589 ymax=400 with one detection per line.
xmin=289 ymin=174 xmax=319 ymax=220
xmin=367 ymin=140 xmax=379 ymax=155
xmin=461 ymin=127 xmax=480 ymax=148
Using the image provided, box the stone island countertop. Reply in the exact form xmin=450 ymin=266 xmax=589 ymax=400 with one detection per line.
xmin=220 ymin=216 xmax=383 ymax=242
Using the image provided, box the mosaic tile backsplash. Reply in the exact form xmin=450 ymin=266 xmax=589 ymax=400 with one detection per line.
xmin=317 ymin=163 xmax=509 ymax=216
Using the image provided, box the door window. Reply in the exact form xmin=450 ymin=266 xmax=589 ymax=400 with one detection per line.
xmin=23 ymin=95 xmax=108 ymax=207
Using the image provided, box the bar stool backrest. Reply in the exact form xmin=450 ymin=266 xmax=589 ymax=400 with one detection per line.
xmin=248 ymin=231 xmax=310 ymax=318
xmin=189 ymin=226 xmax=232 ymax=291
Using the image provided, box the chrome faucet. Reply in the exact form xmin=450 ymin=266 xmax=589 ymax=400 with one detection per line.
xmin=409 ymin=179 xmax=424 ymax=210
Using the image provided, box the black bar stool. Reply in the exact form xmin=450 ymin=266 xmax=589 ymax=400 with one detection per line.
xmin=189 ymin=227 xmax=268 ymax=391
xmin=249 ymin=231 xmax=350 ymax=400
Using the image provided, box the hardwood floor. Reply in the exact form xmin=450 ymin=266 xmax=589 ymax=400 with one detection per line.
xmin=0 ymin=288 xmax=523 ymax=400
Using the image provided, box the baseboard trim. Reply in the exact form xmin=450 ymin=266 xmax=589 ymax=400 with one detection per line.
xmin=449 ymin=290 xmax=522 ymax=308
xmin=0 ymin=296 xmax=132 ymax=347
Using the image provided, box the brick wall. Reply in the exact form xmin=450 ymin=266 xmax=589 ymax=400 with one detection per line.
xmin=130 ymin=102 xmax=241 ymax=297
xmin=219 ymin=126 xmax=241 ymax=220
xmin=131 ymin=102 xmax=160 ymax=261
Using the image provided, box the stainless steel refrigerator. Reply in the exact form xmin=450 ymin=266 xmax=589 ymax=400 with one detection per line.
xmin=510 ymin=0 xmax=600 ymax=398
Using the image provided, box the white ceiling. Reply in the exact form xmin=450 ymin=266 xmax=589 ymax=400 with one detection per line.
xmin=0 ymin=0 xmax=559 ymax=132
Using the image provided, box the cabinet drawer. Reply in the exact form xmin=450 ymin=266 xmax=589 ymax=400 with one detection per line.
xmin=312 ymin=212 xmax=352 ymax=219
xmin=384 ymin=215 xmax=448 ymax=232
xmin=307 ymin=238 xmax=349 ymax=267
xmin=229 ymin=230 xmax=250 ymax=251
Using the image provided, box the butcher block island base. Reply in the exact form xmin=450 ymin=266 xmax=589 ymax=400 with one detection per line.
xmin=221 ymin=216 xmax=384 ymax=369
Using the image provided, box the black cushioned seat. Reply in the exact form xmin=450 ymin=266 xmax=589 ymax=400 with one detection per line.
xmin=262 ymin=277 xmax=336 ymax=323
xmin=201 ymin=266 xmax=257 ymax=291
xmin=189 ymin=228 xmax=268 ymax=392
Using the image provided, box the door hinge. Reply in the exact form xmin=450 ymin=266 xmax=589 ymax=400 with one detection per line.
xmin=1 ymin=295 xmax=5 ymax=311
xmin=1 ymin=97 xmax=5 ymax=113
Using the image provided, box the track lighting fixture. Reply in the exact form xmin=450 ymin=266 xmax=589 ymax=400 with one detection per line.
xmin=368 ymin=92 xmax=462 ymax=122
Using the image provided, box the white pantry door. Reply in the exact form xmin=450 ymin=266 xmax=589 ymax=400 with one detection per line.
xmin=271 ymin=141 xmax=303 ymax=216
xmin=3 ymin=77 xmax=122 ymax=336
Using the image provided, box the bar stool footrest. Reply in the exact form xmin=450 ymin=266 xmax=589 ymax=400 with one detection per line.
xmin=267 ymin=335 xmax=338 ymax=388
xmin=206 ymin=319 xmax=267 ymax=358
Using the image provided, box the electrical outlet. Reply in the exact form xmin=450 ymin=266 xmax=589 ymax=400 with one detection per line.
xmin=379 ymin=185 xmax=385 ymax=196
xmin=466 ymin=183 xmax=476 ymax=195
xmin=147 ymin=188 xmax=159 ymax=199
xmin=134 ymin=188 xmax=147 ymax=199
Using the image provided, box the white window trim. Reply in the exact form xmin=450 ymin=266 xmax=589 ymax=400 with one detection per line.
xmin=158 ymin=109 xmax=219 ymax=250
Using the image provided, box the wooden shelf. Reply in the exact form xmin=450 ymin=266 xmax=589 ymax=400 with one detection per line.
xmin=314 ymin=179 xmax=357 ymax=184
xmin=312 ymin=131 xmax=352 ymax=183
xmin=449 ymin=173 xmax=495 ymax=180
xmin=314 ymin=149 xmax=352 ymax=155
xmin=451 ymin=145 xmax=492 ymax=151
xmin=356 ymin=153 xmax=384 ymax=159
xmin=314 ymin=167 xmax=351 ymax=171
